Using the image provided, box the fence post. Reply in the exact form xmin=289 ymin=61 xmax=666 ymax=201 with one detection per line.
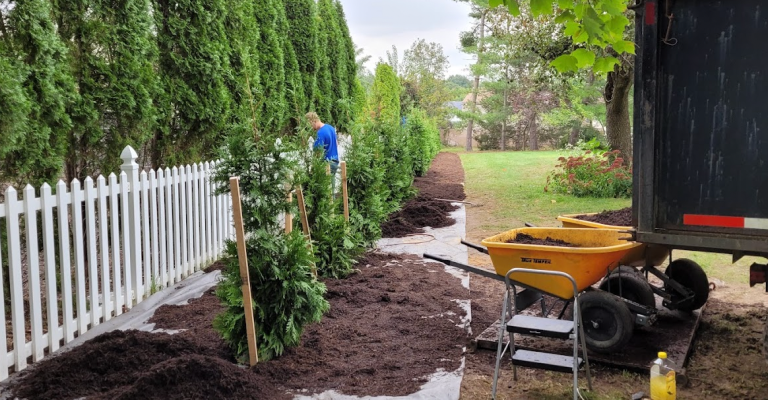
xmin=121 ymin=146 xmax=143 ymax=305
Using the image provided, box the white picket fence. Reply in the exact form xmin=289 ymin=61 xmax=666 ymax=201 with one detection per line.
xmin=0 ymin=146 xmax=233 ymax=380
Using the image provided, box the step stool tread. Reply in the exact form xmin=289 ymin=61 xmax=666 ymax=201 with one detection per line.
xmin=507 ymin=315 xmax=574 ymax=339
xmin=512 ymin=349 xmax=583 ymax=373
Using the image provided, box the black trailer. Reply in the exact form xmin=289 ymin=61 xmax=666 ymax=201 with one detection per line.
xmin=632 ymin=0 xmax=768 ymax=356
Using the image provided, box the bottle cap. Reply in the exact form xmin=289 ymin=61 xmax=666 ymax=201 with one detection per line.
xmin=658 ymin=352 xmax=667 ymax=359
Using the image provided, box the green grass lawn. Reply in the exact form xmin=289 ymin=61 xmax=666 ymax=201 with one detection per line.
xmin=457 ymin=150 xmax=756 ymax=284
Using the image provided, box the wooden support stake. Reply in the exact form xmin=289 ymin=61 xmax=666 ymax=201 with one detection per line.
xmin=285 ymin=192 xmax=293 ymax=234
xmin=341 ymin=161 xmax=349 ymax=222
xmin=229 ymin=177 xmax=259 ymax=366
xmin=295 ymin=186 xmax=316 ymax=277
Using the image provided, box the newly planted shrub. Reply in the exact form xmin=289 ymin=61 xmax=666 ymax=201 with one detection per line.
xmin=345 ymin=121 xmax=387 ymax=245
xmin=213 ymin=131 xmax=329 ymax=362
xmin=405 ymin=109 xmax=441 ymax=177
xmin=297 ymin=140 xmax=360 ymax=279
xmin=545 ymin=150 xmax=632 ymax=198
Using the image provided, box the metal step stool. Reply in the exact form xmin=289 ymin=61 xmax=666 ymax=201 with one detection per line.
xmin=492 ymin=269 xmax=592 ymax=400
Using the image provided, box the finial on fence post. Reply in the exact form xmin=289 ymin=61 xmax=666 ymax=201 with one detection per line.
xmin=120 ymin=146 xmax=139 ymax=170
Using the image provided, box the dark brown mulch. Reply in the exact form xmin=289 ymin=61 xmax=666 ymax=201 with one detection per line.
xmin=203 ymin=260 xmax=227 ymax=274
xmin=12 ymin=330 xmax=287 ymax=400
xmin=252 ymin=251 xmax=467 ymax=396
xmin=506 ymin=233 xmax=577 ymax=247
xmin=11 ymin=252 xmax=467 ymax=399
xmin=382 ymin=152 xmax=466 ymax=238
xmin=575 ymin=207 xmax=632 ymax=226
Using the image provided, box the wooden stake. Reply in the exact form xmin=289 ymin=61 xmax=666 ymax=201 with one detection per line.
xmin=295 ymin=186 xmax=317 ymax=276
xmin=229 ymin=177 xmax=259 ymax=366
xmin=285 ymin=192 xmax=293 ymax=234
xmin=341 ymin=161 xmax=349 ymax=222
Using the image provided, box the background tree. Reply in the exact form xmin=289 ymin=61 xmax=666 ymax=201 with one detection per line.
xmin=313 ymin=1 xmax=334 ymax=122
xmin=0 ymin=0 xmax=74 ymax=186
xmin=401 ymin=39 xmax=452 ymax=120
xmin=316 ymin=0 xmax=348 ymax=129
xmin=151 ymin=0 xmax=233 ymax=167
xmin=54 ymin=0 xmax=159 ymax=180
xmin=277 ymin=0 xmax=304 ymax=131
xmin=224 ymin=0 xmax=261 ymax=140
xmin=252 ymin=0 xmax=287 ymax=134
xmin=368 ymin=63 xmax=401 ymax=124
xmin=284 ymin=0 xmax=318 ymax=114
xmin=334 ymin=0 xmax=358 ymax=130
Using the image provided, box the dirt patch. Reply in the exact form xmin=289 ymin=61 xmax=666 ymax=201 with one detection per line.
xmin=203 ymin=260 xmax=226 ymax=273
xmin=382 ymin=152 xmax=466 ymax=238
xmin=576 ymin=207 xmax=632 ymax=226
xmin=506 ymin=233 xmax=577 ymax=247
xmin=251 ymin=251 xmax=468 ymax=396
xmin=12 ymin=330 xmax=287 ymax=400
xmin=10 ymin=251 xmax=467 ymax=399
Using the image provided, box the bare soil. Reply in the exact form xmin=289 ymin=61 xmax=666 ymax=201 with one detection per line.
xmin=576 ymin=207 xmax=632 ymax=226
xmin=9 ymin=251 xmax=468 ymax=399
xmin=505 ymin=233 xmax=577 ymax=247
xmin=382 ymin=152 xmax=466 ymax=238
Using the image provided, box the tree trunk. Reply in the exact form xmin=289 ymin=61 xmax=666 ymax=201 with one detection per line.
xmin=605 ymin=57 xmax=634 ymax=157
xmin=501 ymin=84 xmax=508 ymax=151
xmin=465 ymin=10 xmax=486 ymax=152
xmin=528 ymin=112 xmax=539 ymax=151
xmin=568 ymin=126 xmax=579 ymax=146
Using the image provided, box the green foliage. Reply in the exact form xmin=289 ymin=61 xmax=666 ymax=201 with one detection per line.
xmin=545 ymin=150 xmax=632 ymax=198
xmin=313 ymin=4 xmax=334 ymax=122
xmin=54 ymin=0 xmax=159 ymax=180
xmin=368 ymin=63 xmax=401 ymax=125
xmin=253 ymin=0 xmax=287 ymax=134
xmin=152 ymin=0 xmax=233 ymax=167
xmin=317 ymin=0 xmax=349 ymax=129
xmin=405 ymin=109 xmax=441 ymax=177
xmin=284 ymin=0 xmax=319 ymax=113
xmin=213 ymin=130 xmax=329 ymax=362
xmin=224 ymin=0 xmax=261 ymax=140
xmin=0 ymin=0 xmax=74 ymax=186
xmin=334 ymin=0 xmax=358 ymax=131
xmin=345 ymin=121 xmax=388 ymax=245
xmin=488 ymin=0 xmax=634 ymax=73
xmin=297 ymin=144 xmax=360 ymax=278
xmin=277 ymin=0 xmax=304 ymax=131
xmin=214 ymin=231 xmax=327 ymax=361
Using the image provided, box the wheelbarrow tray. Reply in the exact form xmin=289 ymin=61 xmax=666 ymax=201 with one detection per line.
xmin=557 ymin=214 xmax=668 ymax=267
xmin=480 ymin=228 xmax=642 ymax=300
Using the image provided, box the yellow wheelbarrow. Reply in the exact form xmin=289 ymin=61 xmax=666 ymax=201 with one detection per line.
xmin=558 ymin=213 xmax=709 ymax=313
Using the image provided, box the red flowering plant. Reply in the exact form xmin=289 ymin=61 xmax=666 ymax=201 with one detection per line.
xmin=545 ymin=150 xmax=632 ymax=198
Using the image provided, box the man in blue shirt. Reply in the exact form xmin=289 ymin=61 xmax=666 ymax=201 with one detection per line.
xmin=306 ymin=111 xmax=340 ymax=193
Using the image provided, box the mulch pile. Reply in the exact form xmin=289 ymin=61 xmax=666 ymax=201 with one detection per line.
xmin=506 ymin=233 xmax=578 ymax=247
xmin=11 ymin=252 xmax=467 ymax=399
xmin=575 ymin=207 xmax=632 ymax=226
xmin=382 ymin=152 xmax=467 ymax=238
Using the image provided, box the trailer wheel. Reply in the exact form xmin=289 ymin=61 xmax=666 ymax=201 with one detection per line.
xmin=579 ymin=291 xmax=634 ymax=354
xmin=664 ymin=259 xmax=709 ymax=312
xmin=599 ymin=267 xmax=656 ymax=309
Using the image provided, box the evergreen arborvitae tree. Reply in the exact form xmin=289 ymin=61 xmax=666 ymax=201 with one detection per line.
xmin=284 ymin=0 xmax=318 ymax=115
xmin=224 ymin=0 xmax=261 ymax=137
xmin=252 ymin=0 xmax=286 ymax=134
xmin=317 ymin=0 xmax=348 ymax=128
xmin=152 ymin=0 xmax=233 ymax=167
xmin=369 ymin=63 xmax=401 ymax=125
xmin=276 ymin=0 xmax=304 ymax=131
xmin=333 ymin=0 xmax=358 ymax=130
xmin=313 ymin=2 xmax=333 ymax=123
xmin=54 ymin=0 xmax=159 ymax=180
xmin=0 ymin=0 xmax=74 ymax=186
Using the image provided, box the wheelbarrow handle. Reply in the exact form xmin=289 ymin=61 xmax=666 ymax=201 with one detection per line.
xmin=460 ymin=240 xmax=489 ymax=254
xmin=423 ymin=253 xmax=452 ymax=265
xmin=423 ymin=253 xmax=505 ymax=282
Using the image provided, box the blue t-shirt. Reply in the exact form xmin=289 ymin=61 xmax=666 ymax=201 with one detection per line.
xmin=313 ymin=124 xmax=339 ymax=161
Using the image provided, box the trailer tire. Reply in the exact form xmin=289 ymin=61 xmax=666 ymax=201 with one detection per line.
xmin=599 ymin=268 xmax=656 ymax=309
xmin=579 ymin=291 xmax=634 ymax=354
xmin=664 ymin=259 xmax=709 ymax=312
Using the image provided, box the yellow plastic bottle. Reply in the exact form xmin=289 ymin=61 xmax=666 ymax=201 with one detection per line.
xmin=650 ymin=352 xmax=676 ymax=400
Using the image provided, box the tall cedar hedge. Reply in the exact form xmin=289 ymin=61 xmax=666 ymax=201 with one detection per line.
xmin=0 ymin=0 xmax=74 ymax=186
xmin=252 ymin=0 xmax=286 ymax=135
xmin=224 ymin=0 xmax=261 ymax=139
xmin=54 ymin=0 xmax=159 ymax=181
xmin=313 ymin=1 xmax=334 ymax=123
xmin=276 ymin=0 xmax=305 ymax=132
xmin=334 ymin=0 xmax=358 ymax=130
xmin=284 ymin=0 xmax=318 ymax=114
xmin=317 ymin=0 xmax=348 ymax=129
xmin=152 ymin=0 xmax=233 ymax=167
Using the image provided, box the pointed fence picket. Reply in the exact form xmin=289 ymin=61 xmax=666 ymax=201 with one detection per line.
xmin=0 ymin=146 xmax=233 ymax=380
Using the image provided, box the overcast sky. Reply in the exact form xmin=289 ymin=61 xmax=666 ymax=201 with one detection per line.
xmin=338 ymin=0 xmax=475 ymax=78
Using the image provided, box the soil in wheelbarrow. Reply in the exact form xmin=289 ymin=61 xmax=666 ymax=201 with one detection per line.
xmin=576 ymin=207 xmax=632 ymax=226
xmin=10 ymin=253 xmax=467 ymax=399
xmin=506 ymin=233 xmax=579 ymax=247
xmin=382 ymin=152 xmax=466 ymax=238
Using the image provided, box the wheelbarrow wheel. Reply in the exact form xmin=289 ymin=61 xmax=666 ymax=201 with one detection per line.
xmin=579 ymin=291 xmax=634 ymax=354
xmin=664 ymin=258 xmax=709 ymax=312
xmin=598 ymin=268 xmax=656 ymax=309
